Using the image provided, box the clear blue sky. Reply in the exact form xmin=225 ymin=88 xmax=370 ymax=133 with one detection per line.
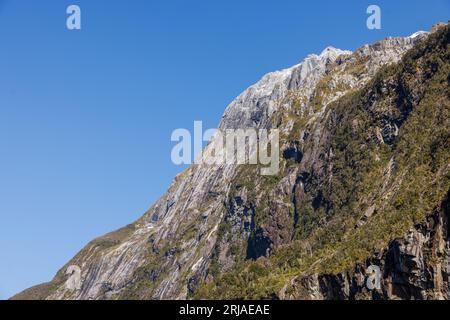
xmin=0 ymin=0 xmax=448 ymax=299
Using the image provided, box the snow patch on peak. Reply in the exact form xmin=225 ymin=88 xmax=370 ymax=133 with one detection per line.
xmin=304 ymin=46 xmax=352 ymax=61
xmin=320 ymin=46 xmax=352 ymax=58
xmin=242 ymin=62 xmax=301 ymax=100
xmin=408 ymin=31 xmax=428 ymax=39
xmin=221 ymin=46 xmax=352 ymax=128
xmin=244 ymin=46 xmax=352 ymax=99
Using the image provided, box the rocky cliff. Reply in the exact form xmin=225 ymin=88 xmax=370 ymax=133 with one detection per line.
xmin=13 ymin=23 xmax=450 ymax=300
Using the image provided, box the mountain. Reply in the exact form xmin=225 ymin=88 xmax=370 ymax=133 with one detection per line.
xmin=13 ymin=23 xmax=449 ymax=300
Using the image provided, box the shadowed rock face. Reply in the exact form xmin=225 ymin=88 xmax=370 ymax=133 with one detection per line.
xmin=12 ymin=23 xmax=450 ymax=300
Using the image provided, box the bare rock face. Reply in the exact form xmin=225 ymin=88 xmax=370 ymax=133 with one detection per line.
xmin=12 ymin=24 xmax=450 ymax=300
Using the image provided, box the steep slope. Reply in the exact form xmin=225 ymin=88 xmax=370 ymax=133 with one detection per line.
xmin=196 ymin=23 xmax=450 ymax=300
xmin=13 ymin=23 xmax=449 ymax=300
